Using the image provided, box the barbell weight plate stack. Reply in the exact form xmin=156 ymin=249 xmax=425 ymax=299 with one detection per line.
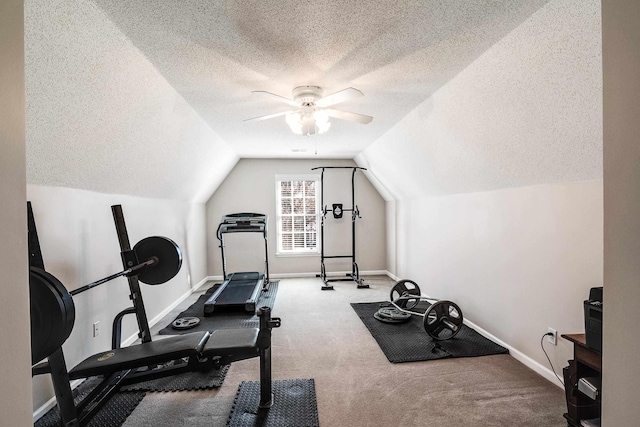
xmin=373 ymin=306 xmax=412 ymax=323
xmin=133 ymin=236 xmax=183 ymax=285
xmin=423 ymin=300 xmax=463 ymax=341
xmin=30 ymin=267 xmax=75 ymax=364
xmin=171 ymin=316 xmax=201 ymax=330
xmin=390 ymin=279 xmax=421 ymax=309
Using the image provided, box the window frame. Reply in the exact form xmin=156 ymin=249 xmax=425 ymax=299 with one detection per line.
xmin=275 ymin=174 xmax=321 ymax=257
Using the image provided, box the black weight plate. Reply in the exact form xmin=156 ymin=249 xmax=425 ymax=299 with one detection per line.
xmin=423 ymin=300 xmax=463 ymax=341
xmin=30 ymin=267 xmax=75 ymax=364
xmin=390 ymin=279 xmax=421 ymax=309
xmin=373 ymin=308 xmax=411 ymax=324
xmin=134 ymin=236 xmax=182 ymax=285
xmin=30 ymin=267 xmax=75 ymax=346
xmin=374 ymin=307 xmax=412 ymax=323
xmin=171 ymin=316 xmax=201 ymax=330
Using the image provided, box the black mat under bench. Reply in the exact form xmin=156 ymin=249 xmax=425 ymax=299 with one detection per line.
xmin=159 ymin=281 xmax=279 ymax=335
xmin=227 ymin=379 xmax=319 ymax=427
xmin=35 ymin=377 xmax=145 ymax=427
xmin=120 ymin=363 xmax=230 ymax=392
xmin=351 ymin=301 xmax=508 ymax=363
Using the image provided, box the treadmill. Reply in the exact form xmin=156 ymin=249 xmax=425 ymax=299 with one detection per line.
xmin=204 ymin=213 xmax=270 ymax=315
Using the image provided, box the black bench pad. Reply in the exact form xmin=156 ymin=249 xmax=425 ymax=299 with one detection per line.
xmin=202 ymin=328 xmax=260 ymax=359
xmin=69 ymin=331 xmax=210 ymax=379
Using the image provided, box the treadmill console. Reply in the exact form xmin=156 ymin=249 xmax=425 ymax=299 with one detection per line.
xmin=217 ymin=213 xmax=268 ymax=237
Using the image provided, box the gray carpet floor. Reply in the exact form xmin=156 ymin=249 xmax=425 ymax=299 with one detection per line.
xmin=121 ymin=276 xmax=566 ymax=427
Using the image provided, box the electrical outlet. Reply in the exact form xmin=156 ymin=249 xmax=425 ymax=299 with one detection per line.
xmin=547 ymin=327 xmax=557 ymax=345
xmin=93 ymin=321 xmax=100 ymax=338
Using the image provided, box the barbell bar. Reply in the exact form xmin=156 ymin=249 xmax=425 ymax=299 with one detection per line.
xmin=69 ymin=236 xmax=182 ymax=296
xmin=389 ymin=279 xmax=464 ymax=341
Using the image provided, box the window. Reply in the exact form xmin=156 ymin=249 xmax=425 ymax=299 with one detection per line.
xmin=275 ymin=174 xmax=320 ymax=255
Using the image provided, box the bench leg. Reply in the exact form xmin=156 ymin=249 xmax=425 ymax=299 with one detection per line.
xmin=48 ymin=348 xmax=80 ymax=426
xmin=259 ymin=344 xmax=273 ymax=408
xmin=257 ymin=306 xmax=281 ymax=408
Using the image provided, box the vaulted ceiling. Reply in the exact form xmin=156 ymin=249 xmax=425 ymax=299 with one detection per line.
xmin=25 ymin=0 xmax=601 ymax=203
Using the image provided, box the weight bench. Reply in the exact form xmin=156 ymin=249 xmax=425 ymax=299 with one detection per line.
xmin=65 ymin=331 xmax=211 ymax=379
xmin=28 ymin=203 xmax=282 ymax=426
xmin=33 ymin=307 xmax=280 ymax=426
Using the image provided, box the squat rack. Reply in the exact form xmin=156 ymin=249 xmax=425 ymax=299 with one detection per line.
xmin=312 ymin=166 xmax=369 ymax=290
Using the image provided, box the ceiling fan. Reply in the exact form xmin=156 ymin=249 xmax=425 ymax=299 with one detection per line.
xmin=245 ymin=86 xmax=373 ymax=136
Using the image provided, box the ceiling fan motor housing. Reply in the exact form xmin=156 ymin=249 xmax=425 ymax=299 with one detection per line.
xmin=292 ymin=86 xmax=324 ymax=106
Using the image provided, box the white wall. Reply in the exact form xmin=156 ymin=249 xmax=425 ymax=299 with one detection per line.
xmin=24 ymin=0 xmax=239 ymax=203
xmin=602 ymin=0 xmax=640 ymax=425
xmin=0 ymin=1 xmax=32 ymax=425
xmin=403 ymin=181 xmax=602 ymax=370
xmin=361 ymin=0 xmax=603 ymax=381
xmin=27 ymin=186 xmax=208 ymax=411
xmin=206 ymin=159 xmax=387 ymax=278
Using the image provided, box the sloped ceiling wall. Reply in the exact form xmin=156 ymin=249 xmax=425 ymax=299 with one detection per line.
xmin=87 ymin=0 xmax=548 ymax=159
xmin=358 ymin=0 xmax=602 ymax=200
xmin=25 ymin=0 xmax=238 ymax=203
xmin=24 ymin=0 xmax=600 ymax=208
xmin=24 ymin=0 xmax=555 ymax=203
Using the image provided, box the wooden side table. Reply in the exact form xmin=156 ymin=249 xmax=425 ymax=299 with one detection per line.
xmin=561 ymin=333 xmax=601 ymax=426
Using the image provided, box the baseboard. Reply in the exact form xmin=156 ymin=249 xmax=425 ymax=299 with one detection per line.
xmin=462 ymin=318 xmax=564 ymax=389
xmin=253 ymin=270 xmax=392 ymax=280
xmin=33 ymin=378 xmax=84 ymax=422
xmin=385 ymin=271 xmax=400 ymax=281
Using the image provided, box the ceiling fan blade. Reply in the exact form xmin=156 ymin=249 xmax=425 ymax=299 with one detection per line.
xmin=325 ymin=108 xmax=373 ymax=124
xmin=252 ymin=91 xmax=299 ymax=107
xmin=316 ymin=87 xmax=363 ymax=108
xmin=244 ymin=110 xmax=292 ymax=122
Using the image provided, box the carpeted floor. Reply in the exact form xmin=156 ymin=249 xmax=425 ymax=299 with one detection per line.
xmin=117 ymin=276 xmax=566 ymax=427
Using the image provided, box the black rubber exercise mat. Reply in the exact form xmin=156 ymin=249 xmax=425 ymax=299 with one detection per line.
xmin=227 ymin=379 xmax=319 ymax=427
xmin=35 ymin=377 xmax=145 ymax=427
xmin=158 ymin=281 xmax=279 ymax=335
xmin=351 ymin=301 xmax=508 ymax=363
xmin=120 ymin=363 xmax=230 ymax=392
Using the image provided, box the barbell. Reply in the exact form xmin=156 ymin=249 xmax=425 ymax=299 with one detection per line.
xmin=376 ymin=279 xmax=464 ymax=341
xmin=30 ymin=236 xmax=182 ymax=364
xmin=69 ymin=236 xmax=182 ymax=295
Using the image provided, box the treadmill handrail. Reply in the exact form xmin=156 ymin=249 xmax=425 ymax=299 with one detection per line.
xmin=216 ymin=213 xmax=270 ymax=284
xmin=216 ymin=213 xmax=268 ymax=241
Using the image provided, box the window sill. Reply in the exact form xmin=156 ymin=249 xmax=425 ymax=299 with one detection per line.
xmin=276 ymin=251 xmax=320 ymax=258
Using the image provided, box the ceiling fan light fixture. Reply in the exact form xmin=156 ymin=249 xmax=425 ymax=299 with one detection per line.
xmin=314 ymin=110 xmax=330 ymax=134
xmin=285 ymin=110 xmax=330 ymax=136
xmin=285 ymin=111 xmax=304 ymax=134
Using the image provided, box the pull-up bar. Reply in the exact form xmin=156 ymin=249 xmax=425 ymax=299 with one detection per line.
xmin=311 ymin=166 xmax=369 ymax=290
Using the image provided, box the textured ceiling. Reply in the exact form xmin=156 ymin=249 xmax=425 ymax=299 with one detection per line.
xmin=361 ymin=0 xmax=602 ymax=200
xmin=25 ymin=0 xmax=551 ymax=201
xmin=92 ymin=0 xmax=549 ymax=157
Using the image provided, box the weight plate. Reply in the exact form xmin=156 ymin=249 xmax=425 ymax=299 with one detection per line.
xmin=373 ymin=307 xmax=411 ymax=323
xmin=423 ymin=300 xmax=463 ymax=341
xmin=30 ymin=267 xmax=75 ymax=364
xmin=134 ymin=236 xmax=183 ymax=285
xmin=171 ymin=316 xmax=201 ymax=330
xmin=390 ymin=279 xmax=421 ymax=309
